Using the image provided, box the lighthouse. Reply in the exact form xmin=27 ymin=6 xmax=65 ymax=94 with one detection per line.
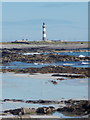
xmin=42 ymin=23 xmax=46 ymax=41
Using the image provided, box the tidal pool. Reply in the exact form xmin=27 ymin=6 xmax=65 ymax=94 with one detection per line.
xmin=2 ymin=73 xmax=88 ymax=101
xmin=1 ymin=60 xmax=90 ymax=70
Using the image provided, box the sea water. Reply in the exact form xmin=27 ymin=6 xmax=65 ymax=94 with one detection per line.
xmin=1 ymin=73 xmax=88 ymax=111
xmin=57 ymin=51 xmax=89 ymax=57
xmin=1 ymin=60 xmax=90 ymax=69
xmin=22 ymin=51 xmax=90 ymax=57
xmin=0 ymin=51 xmax=89 ymax=118
xmin=1 ymin=51 xmax=90 ymax=69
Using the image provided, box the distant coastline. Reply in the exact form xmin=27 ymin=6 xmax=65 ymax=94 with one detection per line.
xmin=0 ymin=41 xmax=89 ymax=50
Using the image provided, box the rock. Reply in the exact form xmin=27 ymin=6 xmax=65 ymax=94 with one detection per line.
xmin=2 ymin=48 xmax=90 ymax=64
xmin=4 ymin=108 xmax=23 ymax=115
xmin=22 ymin=107 xmax=36 ymax=114
xmin=57 ymin=100 xmax=90 ymax=115
xmin=36 ymin=107 xmax=55 ymax=114
xmin=57 ymin=78 xmax=65 ymax=80
xmin=50 ymin=80 xmax=58 ymax=85
xmin=2 ymin=65 xmax=89 ymax=77
xmin=4 ymin=107 xmax=36 ymax=115
xmin=52 ymin=73 xmax=85 ymax=78
xmin=3 ymin=99 xmax=24 ymax=103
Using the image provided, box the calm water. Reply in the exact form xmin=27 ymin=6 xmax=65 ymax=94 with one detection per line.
xmin=1 ymin=73 xmax=88 ymax=109
xmin=22 ymin=51 xmax=90 ymax=57
xmin=0 ymin=51 xmax=89 ymax=118
xmin=1 ymin=51 xmax=89 ymax=69
xmin=1 ymin=60 xmax=90 ymax=69
xmin=57 ymin=51 xmax=89 ymax=57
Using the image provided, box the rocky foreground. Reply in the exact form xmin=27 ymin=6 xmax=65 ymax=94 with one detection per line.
xmin=2 ymin=99 xmax=90 ymax=117
xmin=1 ymin=45 xmax=89 ymax=78
xmin=1 ymin=66 xmax=89 ymax=78
xmin=1 ymin=48 xmax=90 ymax=64
xmin=1 ymin=43 xmax=90 ymax=119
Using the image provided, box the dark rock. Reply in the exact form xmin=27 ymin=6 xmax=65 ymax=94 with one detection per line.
xmin=1 ymin=65 xmax=89 ymax=78
xmin=57 ymin=78 xmax=65 ymax=80
xmin=57 ymin=100 xmax=90 ymax=115
xmin=4 ymin=107 xmax=36 ymax=115
xmin=4 ymin=108 xmax=23 ymax=115
xmin=52 ymin=73 xmax=85 ymax=78
xmin=2 ymin=48 xmax=90 ymax=64
xmin=36 ymin=107 xmax=55 ymax=114
xmin=50 ymin=80 xmax=58 ymax=85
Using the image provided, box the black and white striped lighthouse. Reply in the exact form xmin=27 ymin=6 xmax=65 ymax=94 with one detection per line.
xmin=42 ymin=23 xmax=46 ymax=41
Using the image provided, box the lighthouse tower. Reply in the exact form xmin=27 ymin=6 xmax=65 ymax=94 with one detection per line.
xmin=42 ymin=23 xmax=46 ymax=41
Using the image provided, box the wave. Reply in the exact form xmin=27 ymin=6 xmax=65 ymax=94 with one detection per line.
xmin=34 ymin=63 xmax=44 ymax=65
xmin=79 ymin=55 xmax=85 ymax=57
xmin=23 ymin=53 xmax=41 ymax=55
xmin=63 ymin=63 xmax=74 ymax=66
xmin=81 ymin=62 xmax=90 ymax=65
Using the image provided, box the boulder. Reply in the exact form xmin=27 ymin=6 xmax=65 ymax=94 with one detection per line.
xmin=36 ymin=107 xmax=55 ymax=114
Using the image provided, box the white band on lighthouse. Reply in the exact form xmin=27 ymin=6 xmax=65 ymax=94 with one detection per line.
xmin=43 ymin=34 xmax=46 ymax=37
xmin=43 ymin=28 xmax=46 ymax=32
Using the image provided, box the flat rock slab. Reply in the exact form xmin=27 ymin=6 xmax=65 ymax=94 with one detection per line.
xmin=52 ymin=73 xmax=85 ymax=78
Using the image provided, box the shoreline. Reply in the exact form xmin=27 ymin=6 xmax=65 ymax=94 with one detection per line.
xmin=1 ymin=45 xmax=90 ymax=64
xmin=1 ymin=42 xmax=89 ymax=119
xmin=1 ymin=72 xmax=89 ymax=118
xmin=1 ymin=99 xmax=90 ymax=119
xmin=1 ymin=66 xmax=89 ymax=78
xmin=0 ymin=42 xmax=88 ymax=49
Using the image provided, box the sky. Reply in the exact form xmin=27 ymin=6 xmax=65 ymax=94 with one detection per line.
xmin=1 ymin=2 xmax=88 ymax=42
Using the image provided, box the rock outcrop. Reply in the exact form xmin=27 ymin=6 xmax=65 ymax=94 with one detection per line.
xmin=57 ymin=100 xmax=90 ymax=115
xmin=36 ymin=107 xmax=55 ymax=114
xmin=1 ymin=49 xmax=90 ymax=64
xmin=4 ymin=107 xmax=36 ymax=115
xmin=2 ymin=66 xmax=89 ymax=77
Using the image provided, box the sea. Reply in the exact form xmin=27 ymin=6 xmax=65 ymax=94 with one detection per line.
xmin=0 ymin=51 xmax=89 ymax=118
